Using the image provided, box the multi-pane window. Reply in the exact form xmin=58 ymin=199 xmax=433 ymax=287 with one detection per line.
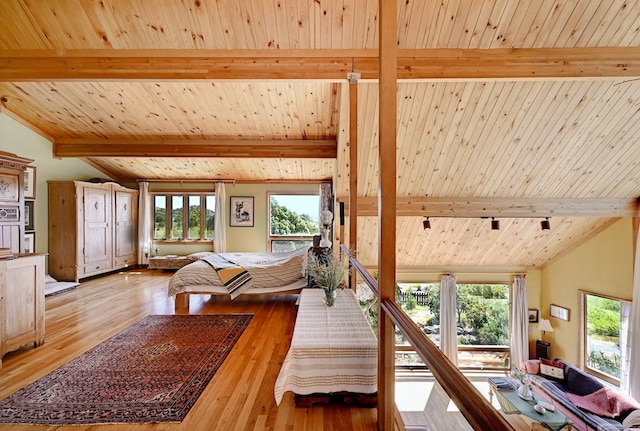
xmin=268 ymin=194 xmax=320 ymax=252
xmin=583 ymin=292 xmax=628 ymax=384
xmin=393 ymin=282 xmax=510 ymax=370
xmin=153 ymin=193 xmax=215 ymax=241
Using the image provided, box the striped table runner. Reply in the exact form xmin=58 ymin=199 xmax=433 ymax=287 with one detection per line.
xmin=274 ymin=288 xmax=378 ymax=405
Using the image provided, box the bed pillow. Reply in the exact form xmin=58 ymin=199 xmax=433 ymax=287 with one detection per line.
xmin=187 ymin=252 xmax=214 ymax=259
xmin=539 ymin=358 xmax=565 ymax=381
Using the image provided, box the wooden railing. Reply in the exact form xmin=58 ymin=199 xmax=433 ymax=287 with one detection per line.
xmin=341 ymin=244 xmax=515 ymax=431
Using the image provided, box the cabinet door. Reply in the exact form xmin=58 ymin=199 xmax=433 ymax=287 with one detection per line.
xmin=3 ymin=254 xmax=45 ymax=352
xmin=113 ymin=189 xmax=138 ymax=267
xmin=82 ymin=185 xmax=112 ymax=273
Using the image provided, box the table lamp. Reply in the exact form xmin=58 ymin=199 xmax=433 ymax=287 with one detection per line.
xmin=537 ymin=318 xmax=554 ymax=342
xmin=535 ymin=318 xmax=554 ymax=359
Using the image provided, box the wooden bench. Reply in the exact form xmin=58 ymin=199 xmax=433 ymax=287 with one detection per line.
xmin=148 ymin=255 xmax=197 ymax=270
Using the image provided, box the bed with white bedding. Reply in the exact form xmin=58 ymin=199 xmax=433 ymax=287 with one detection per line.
xmin=168 ymin=247 xmax=308 ymax=310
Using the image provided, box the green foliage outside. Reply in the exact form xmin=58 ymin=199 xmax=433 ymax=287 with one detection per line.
xmin=270 ymin=197 xmax=319 ymax=235
xmin=385 ymin=283 xmax=510 ymax=347
xmin=586 ymin=295 xmax=621 ymax=378
xmin=154 ymin=204 xmax=214 ymax=240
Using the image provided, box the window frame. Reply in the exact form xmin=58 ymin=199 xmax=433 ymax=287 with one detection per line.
xmin=393 ymin=281 xmax=511 ymax=371
xmin=152 ymin=192 xmax=215 ymax=243
xmin=580 ymin=290 xmax=628 ymax=386
xmin=267 ymin=192 xmax=320 ymax=252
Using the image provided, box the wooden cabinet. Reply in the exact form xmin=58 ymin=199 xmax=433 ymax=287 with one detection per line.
xmin=48 ymin=181 xmax=138 ymax=282
xmin=0 ymin=254 xmax=45 ymax=368
xmin=0 ymin=151 xmax=33 ymax=254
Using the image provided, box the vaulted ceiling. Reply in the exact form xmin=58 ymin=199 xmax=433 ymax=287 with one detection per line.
xmin=1 ymin=1 xmax=639 ymax=269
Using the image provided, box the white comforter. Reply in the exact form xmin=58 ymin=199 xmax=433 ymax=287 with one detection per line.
xmin=168 ymin=247 xmax=308 ymax=298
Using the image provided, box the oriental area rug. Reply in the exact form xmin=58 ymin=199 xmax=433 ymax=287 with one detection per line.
xmin=0 ymin=314 xmax=252 ymax=425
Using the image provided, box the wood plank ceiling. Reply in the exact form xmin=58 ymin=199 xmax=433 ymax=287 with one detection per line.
xmin=1 ymin=0 xmax=639 ymax=270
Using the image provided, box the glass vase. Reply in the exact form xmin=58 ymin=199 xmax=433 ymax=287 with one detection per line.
xmin=323 ymin=289 xmax=336 ymax=306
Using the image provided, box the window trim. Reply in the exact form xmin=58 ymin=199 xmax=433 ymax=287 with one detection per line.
xmin=393 ymin=281 xmax=511 ymax=371
xmin=267 ymin=192 xmax=320 ymax=252
xmin=152 ymin=192 xmax=215 ymax=243
xmin=580 ymin=290 xmax=627 ymax=386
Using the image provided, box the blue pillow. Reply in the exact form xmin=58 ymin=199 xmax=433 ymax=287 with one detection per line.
xmin=565 ymin=365 xmax=604 ymax=396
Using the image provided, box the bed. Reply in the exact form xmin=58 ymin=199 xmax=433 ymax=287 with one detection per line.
xmin=168 ymin=247 xmax=309 ymax=310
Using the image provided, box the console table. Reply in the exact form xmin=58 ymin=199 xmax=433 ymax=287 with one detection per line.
xmin=489 ymin=382 xmax=572 ymax=431
xmin=274 ymin=288 xmax=378 ymax=406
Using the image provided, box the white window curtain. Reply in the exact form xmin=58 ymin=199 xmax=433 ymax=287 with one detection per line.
xmin=137 ymin=181 xmax=151 ymax=265
xmin=620 ymin=301 xmax=631 ymax=393
xmin=213 ymin=182 xmax=226 ymax=253
xmin=510 ymin=274 xmax=529 ymax=369
xmin=622 ymin=224 xmax=640 ymax=397
xmin=440 ymin=273 xmax=458 ymax=366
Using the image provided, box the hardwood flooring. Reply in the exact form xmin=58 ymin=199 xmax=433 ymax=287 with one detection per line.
xmin=0 ymin=269 xmax=377 ymax=431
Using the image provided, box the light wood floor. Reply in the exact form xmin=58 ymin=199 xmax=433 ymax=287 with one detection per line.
xmin=0 ymin=269 xmax=378 ymax=431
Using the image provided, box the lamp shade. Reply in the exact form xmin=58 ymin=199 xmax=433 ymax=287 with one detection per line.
xmin=537 ymin=318 xmax=554 ymax=333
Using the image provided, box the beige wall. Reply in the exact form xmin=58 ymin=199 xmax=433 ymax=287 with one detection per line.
xmin=0 ymin=113 xmax=113 ymax=259
xmin=541 ymin=218 xmax=634 ymax=364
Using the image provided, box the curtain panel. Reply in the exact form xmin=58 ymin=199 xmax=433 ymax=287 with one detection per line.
xmin=440 ymin=274 xmax=458 ymax=366
xmin=622 ymin=225 xmax=640 ymax=397
xmin=510 ymin=274 xmax=529 ymax=369
xmin=214 ymin=182 xmax=226 ymax=253
xmin=137 ymin=181 xmax=151 ymax=265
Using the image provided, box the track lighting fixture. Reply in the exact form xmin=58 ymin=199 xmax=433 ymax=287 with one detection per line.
xmin=491 ymin=217 xmax=500 ymax=230
xmin=423 ymin=216 xmax=431 ymax=230
xmin=541 ymin=217 xmax=551 ymax=230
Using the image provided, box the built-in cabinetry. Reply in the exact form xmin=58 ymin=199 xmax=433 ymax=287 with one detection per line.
xmin=0 ymin=151 xmax=33 ymax=254
xmin=48 ymin=181 xmax=138 ymax=282
xmin=0 ymin=253 xmax=45 ymax=368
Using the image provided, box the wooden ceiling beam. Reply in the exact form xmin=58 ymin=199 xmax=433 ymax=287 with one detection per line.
xmin=2 ymin=47 xmax=640 ymax=81
xmin=337 ymin=196 xmax=640 ymax=218
xmin=54 ymin=139 xmax=336 ymax=158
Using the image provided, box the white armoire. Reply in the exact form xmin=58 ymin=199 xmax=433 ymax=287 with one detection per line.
xmin=48 ymin=181 xmax=138 ymax=282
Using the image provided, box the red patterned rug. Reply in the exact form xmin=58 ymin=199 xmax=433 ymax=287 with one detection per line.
xmin=0 ymin=314 xmax=252 ymax=425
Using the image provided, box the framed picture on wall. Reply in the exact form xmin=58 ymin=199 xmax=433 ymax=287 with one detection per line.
xmin=0 ymin=173 xmax=19 ymax=201
xmin=25 ymin=200 xmax=34 ymax=231
xmin=24 ymin=232 xmax=35 ymax=253
xmin=550 ymin=304 xmax=570 ymax=321
xmin=528 ymin=309 xmax=539 ymax=323
xmin=230 ymin=196 xmax=254 ymax=227
xmin=24 ymin=166 xmax=36 ymax=199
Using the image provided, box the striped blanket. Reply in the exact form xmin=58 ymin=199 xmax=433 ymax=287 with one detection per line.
xmin=201 ymin=254 xmax=252 ymax=299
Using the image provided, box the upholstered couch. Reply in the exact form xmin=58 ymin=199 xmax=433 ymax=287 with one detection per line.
xmin=521 ymin=359 xmax=640 ymax=431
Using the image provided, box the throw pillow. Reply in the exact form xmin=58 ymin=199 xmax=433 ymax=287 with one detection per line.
xmin=567 ymin=388 xmax=640 ymax=418
xmin=539 ymin=358 xmax=564 ymax=381
xmin=623 ymin=409 xmax=640 ymax=428
xmin=565 ymin=366 xmax=605 ymax=396
xmin=522 ymin=359 xmax=541 ymax=375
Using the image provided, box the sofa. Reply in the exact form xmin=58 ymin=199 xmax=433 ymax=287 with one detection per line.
xmin=521 ymin=358 xmax=640 ymax=431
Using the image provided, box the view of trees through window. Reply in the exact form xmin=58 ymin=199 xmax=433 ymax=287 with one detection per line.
xmin=584 ymin=293 xmax=624 ymax=381
xmin=377 ymin=282 xmax=510 ymax=369
xmin=153 ymin=194 xmax=215 ymax=241
xmin=269 ymin=194 xmax=319 ymax=252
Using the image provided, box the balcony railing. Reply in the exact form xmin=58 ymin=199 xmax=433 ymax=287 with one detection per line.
xmin=341 ymin=244 xmax=515 ymax=431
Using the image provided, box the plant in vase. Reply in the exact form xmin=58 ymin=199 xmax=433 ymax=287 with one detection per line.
xmin=511 ymin=368 xmax=533 ymax=400
xmin=307 ymin=250 xmax=349 ymax=306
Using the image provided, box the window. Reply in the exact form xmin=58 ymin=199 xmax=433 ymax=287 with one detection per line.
xmin=582 ymin=292 xmax=628 ymax=384
xmin=394 ymin=282 xmax=510 ymax=370
xmin=456 ymin=284 xmax=510 ymax=369
xmin=268 ymin=194 xmax=320 ymax=252
xmin=153 ymin=193 xmax=215 ymax=241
